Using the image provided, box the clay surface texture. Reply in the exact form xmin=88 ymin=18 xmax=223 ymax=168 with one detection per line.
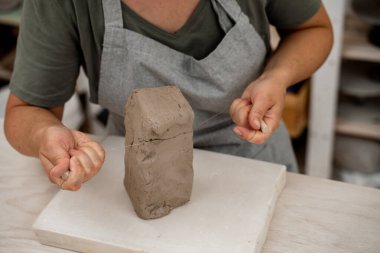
xmin=124 ymin=86 xmax=194 ymax=219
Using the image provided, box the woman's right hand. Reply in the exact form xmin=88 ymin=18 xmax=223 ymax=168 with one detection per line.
xmin=38 ymin=126 xmax=105 ymax=191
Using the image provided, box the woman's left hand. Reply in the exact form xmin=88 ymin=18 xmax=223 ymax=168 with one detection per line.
xmin=229 ymin=74 xmax=287 ymax=144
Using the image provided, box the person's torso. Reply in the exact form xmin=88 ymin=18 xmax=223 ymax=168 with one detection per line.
xmin=69 ymin=0 xmax=271 ymax=103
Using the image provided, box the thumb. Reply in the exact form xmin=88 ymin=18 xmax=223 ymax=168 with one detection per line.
xmin=248 ymin=97 xmax=271 ymax=130
xmin=50 ymin=157 xmax=70 ymax=179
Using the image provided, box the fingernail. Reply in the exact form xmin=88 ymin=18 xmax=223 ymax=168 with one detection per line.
xmin=233 ymin=128 xmax=243 ymax=136
xmin=261 ymin=121 xmax=269 ymax=133
xmin=51 ymin=166 xmax=65 ymax=178
xmin=61 ymin=171 xmax=70 ymax=180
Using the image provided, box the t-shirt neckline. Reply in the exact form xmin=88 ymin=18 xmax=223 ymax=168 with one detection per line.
xmin=121 ymin=0 xmax=208 ymax=38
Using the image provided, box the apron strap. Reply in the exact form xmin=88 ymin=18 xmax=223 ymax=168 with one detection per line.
xmin=211 ymin=0 xmax=234 ymax=33
xmin=213 ymin=0 xmax=242 ymax=23
xmin=102 ymin=0 xmax=123 ymax=28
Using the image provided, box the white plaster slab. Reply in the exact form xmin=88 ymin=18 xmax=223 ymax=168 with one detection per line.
xmin=33 ymin=136 xmax=286 ymax=253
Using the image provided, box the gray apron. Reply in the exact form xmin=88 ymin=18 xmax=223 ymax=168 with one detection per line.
xmin=98 ymin=0 xmax=298 ymax=171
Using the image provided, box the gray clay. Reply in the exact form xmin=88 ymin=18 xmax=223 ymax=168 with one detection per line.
xmin=124 ymin=86 xmax=194 ymax=219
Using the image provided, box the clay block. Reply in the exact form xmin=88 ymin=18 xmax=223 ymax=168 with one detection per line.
xmin=124 ymin=86 xmax=194 ymax=219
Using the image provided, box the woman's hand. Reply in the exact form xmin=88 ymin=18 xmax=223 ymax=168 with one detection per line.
xmin=38 ymin=126 xmax=105 ymax=191
xmin=229 ymin=74 xmax=287 ymax=144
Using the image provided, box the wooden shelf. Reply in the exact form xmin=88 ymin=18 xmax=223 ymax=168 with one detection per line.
xmin=342 ymin=13 xmax=380 ymax=63
xmin=340 ymin=60 xmax=380 ymax=98
xmin=336 ymin=101 xmax=380 ymax=141
xmin=336 ymin=118 xmax=380 ymax=141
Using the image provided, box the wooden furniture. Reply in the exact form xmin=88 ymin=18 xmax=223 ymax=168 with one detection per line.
xmin=337 ymin=14 xmax=380 ymax=142
xmin=282 ymin=81 xmax=310 ymax=139
xmin=1 ymin=118 xmax=380 ymax=253
xmin=306 ymin=0 xmax=380 ymax=179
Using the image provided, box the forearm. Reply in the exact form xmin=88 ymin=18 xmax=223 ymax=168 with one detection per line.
xmin=261 ymin=5 xmax=333 ymax=89
xmin=4 ymin=94 xmax=64 ymax=157
xmin=231 ymin=5 xmax=333 ymax=144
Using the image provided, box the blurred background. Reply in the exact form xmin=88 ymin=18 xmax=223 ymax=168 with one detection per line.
xmin=0 ymin=0 xmax=379 ymax=188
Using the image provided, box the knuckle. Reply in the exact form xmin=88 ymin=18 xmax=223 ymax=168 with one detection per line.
xmin=231 ymin=98 xmax=241 ymax=107
xmin=41 ymin=142 xmax=55 ymax=152
xmin=88 ymin=169 xmax=97 ymax=178
xmin=230 ymin=100 xmax=239 ymax=115
xmin=85 ymin=167 xmax=98 ymax=179
xmin=93 ymin=158 xmax=104 ymax=170
xmin=98 ymin=148 xmax=106 ymax=160
xmin=93 ymin=159 xmax=101 ymax=169
xmin=233 ymin=105 xmax=251 ymax=126
xmin=72 ymin=157 xmax=81 ymax=167
xmin=233 ymin=98 xmax=246 ymax=110
xmin=75 ymin=149 xmax=85 ymax=157
xmin=94 ymin=164 xmax=102 ymax=174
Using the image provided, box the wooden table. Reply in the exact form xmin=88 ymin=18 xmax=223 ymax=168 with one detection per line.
xmin=1 ymin=118 xmax=379 ymax=253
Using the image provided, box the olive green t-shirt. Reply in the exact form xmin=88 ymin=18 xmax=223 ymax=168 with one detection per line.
xmin=10 ymin=0 xmax=320 ymax=107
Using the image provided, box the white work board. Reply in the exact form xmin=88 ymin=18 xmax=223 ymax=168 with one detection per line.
xmin=33 ymin=136 xmax=286 ymax=253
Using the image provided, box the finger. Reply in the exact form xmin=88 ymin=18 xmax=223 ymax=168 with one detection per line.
xmin=248 ymin=96 xmax=273 ymax=130
xmin=242 ymin=88 xmax=252 ymax=100
xmin=230 ymin=98 xmax=250 ymax=119
xmin=233 ymin=126 xmax=271 ymax=144
xmin=233 ymin=126 xmax=259 ymax=143
xmin=78 ymin=146 xmax=104 ymax=175
xmin=72 ymin=131 xmax=105 ymax=161
xmin=70 ymin=148 xmax=98 ymax=181
xmin=39 ymin=154 xmax=55 ymax=180
xmin=71 ymin=130 xmax=92 ymax=146
xmin=70 ymin=147 xmax=104 ymax=181
xmin=232 ymin=103 xmax=252 ymax=127
xmin=49 ymin=158 xmax=70 ymax=178
xmin=261 ymin=103 xmax=283 ymax=134
xmin=62 ymin=156 xmax=85 ymax=191
xmin=79 ymin=142 xmax=106 ymax=163
xmin=230 ymin=98 xmax=251 ymax=125
xmin=230 ymin=98 xmax=250 ymax=111
xmin=57 ymin=172 xmax=70 ymax=190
